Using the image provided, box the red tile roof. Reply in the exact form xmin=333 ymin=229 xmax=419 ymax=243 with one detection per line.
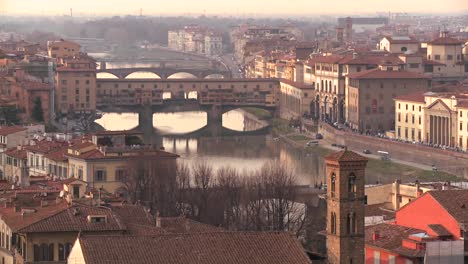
xmin=428 ymin=190 xmax=468 ymax=224
xmin=44 ymin=147 xmax=69 ymax=162
xmin=18 ymin=204 xmax=126 ymax=233
xmin=325 ymin=150 xmax=368 ymax=162
xmin=395 ymin=91 xmax=426 ymax=103
xmin=78 ymin=232 xmax=312 ymax=264
xmin=5 ymin=147 xmax=27 ymax=159
xmin=0 ymin=200 xmax=68 ymax=232
xmin=383 ymin=36 xmax=420 ymax=44
xmin=348 ymin=68 xmax=429 ymax=80
xmin=366 ymin=223 xmax=426 ymax=258
xmin=429 ymin=37 xmax=463 ymax=45
xmin=0 ymin=126 xmax=27 ymax=136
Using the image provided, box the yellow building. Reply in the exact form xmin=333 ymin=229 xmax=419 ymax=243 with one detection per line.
xmin=47 ymin=39 xmax=81 ymax=59
xmin=55 ymin=57 xmax=97 ymax=114
xmin=379 ymin=36 xmax=420 ymax=54
xmin=394 ymin=91 xmax=426 ymax=142
xmin=65 ymin=138 xmax=178 ymax=194
xmin=395 ymin=86 xmax=468 ymax=150
xmin=425 ymin=32 xmax=467 ymax=79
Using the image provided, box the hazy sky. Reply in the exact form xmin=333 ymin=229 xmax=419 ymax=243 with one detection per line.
xmin=1 ymin=0 xmax=467 ymax=15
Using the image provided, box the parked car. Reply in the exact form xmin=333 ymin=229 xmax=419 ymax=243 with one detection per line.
xmin=316 ymin=133 xmax=323 ymax=139
xmin=363 ymin=149 xmax=371 ymax=154
xmin=336 ymin=144 xmax=346 ymax=149
xmin=307 ymin=140 xmax=319 ymax=146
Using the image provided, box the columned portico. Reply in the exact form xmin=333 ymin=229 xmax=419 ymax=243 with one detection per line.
xmin=428 ymin=115 xmax=451 ymax=146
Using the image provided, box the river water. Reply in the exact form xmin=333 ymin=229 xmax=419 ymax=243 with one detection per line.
xmin=95 ymin=110 xmax=327 ymax=186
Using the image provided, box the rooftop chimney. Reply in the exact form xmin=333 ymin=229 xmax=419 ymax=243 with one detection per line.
xmin=156 ymin=211 xmax=161 ymax=228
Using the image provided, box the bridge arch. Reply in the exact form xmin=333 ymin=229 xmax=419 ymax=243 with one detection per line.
xmin=97 ymin=72 xmax=119 ymax=79
xmin=125 ymin=71 xmax=162 ymax=79
xmin=167 ymin=72 xmax=198 ymax=79
xmin=204 ymin=73 xmax=225 ymax=79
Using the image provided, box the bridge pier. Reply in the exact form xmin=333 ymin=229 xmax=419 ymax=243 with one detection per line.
xmin=206 ymin=105 xmax=223 ymax=125
xmin=137 ymin=106 xmax=162 ymax=147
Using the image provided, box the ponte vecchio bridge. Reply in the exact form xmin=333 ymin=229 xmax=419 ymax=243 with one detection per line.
xmin=97 ymin=67 xmax=232 ymax=79
xmin=96 ymin=78 xmax=281 ymax=136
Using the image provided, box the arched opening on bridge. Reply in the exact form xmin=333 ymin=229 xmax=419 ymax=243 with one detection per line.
xmin=153 ymin=112 xmax=207 ymax=135
xmin=222 ymin=108 xmax=270 ymax=132
xmin=97 ymin=72 xmax=119 ymax=79
xmin=125 ymin=72 xmax=161 ymax=79
xmin=204 ymin=74 xmax=224 ymax=79
xmin=163 ymin=92 xmax=172 ymax=100
xmin=185 ymin=91 xmax=198 ymax=100
xmin=94 ymin=112 xmax=139 ymax=131
xmin=167 ymin=72 xmax=198 ymax=79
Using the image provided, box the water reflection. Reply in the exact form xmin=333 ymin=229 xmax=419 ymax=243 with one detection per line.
xmin=154 ymin=112 xmax=207 ymax=135
xmin=162 ymin=136 xmax=325 ymax=186
xmin=95 ymin=112 xmax=138 ymax=130
xmin=95 ymin=110 xmax=266 ymax=134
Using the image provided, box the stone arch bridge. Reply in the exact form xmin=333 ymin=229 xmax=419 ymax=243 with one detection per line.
xmin=97 ymin=67 xmax=232 ymax=79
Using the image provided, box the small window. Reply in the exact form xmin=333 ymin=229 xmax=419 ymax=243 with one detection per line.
xmin=447 ymin=55 xmax=453 ymax=60
xmin=435 ymin=55 xmax=441 ymax=60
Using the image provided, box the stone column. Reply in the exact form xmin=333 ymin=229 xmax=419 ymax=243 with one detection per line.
xmin=441 ymin=117 xmax=446 ymax=146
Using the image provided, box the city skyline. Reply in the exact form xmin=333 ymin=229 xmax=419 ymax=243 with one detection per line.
xmin=1 ymin=0 xmax=467 ymax=16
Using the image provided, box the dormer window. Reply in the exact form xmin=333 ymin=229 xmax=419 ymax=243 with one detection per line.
xmin=87 ymin=215 xmax=107 ymax=223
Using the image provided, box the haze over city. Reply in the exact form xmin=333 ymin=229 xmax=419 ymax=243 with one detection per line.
xmin=1 ymin=0 xmax=467 ymax=15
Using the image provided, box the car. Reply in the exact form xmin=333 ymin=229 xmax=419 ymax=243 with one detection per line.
xmin=316 ymin=133 xmax=323 ymax=139
xmin=363 ymin=149 xmax=371 ymax=154
xmin=307 ymin=140 xmax=319 ymax=146
xmin=336 ymin=144 xmax=346 ymax=149
xmin=331 ymin=143 xmax=337 ymax=147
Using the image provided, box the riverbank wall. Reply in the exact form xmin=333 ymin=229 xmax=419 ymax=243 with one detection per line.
xmin=318 ymin=123 xmax=468 ymax=178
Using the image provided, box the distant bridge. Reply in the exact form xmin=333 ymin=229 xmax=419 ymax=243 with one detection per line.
xmin=97 ymin=66 xmax=232 ymax=79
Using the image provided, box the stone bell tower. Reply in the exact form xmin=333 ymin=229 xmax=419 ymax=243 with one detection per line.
xmin=325 ymin=149 xmax=368 ymax=264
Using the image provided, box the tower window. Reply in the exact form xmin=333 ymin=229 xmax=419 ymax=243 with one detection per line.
xmin=347 ymin=212 xmax=357 ymax=234
xmin=331 ymin=173 xmax=336 ymax=198
xmin=348 ymin=173 xmax=356 ymax=193
xmin=331 ymin=212 xmax=336 ymax=234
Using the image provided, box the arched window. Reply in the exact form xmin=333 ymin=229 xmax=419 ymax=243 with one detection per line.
xmin=65 ymin=243 xmax=72 ymax=259
xmin=351 ymin=212 xmax=357 ymax=233
xmin=331 ymin=173 xmax=336 ymax=198
xmin=346 ymin=213 xmax=351 ymax=234
xmin=331 ymin=212 xmax=336 ymax=234
xmin=329 ymin=81 xmax=332 ymax=93
xmin=59 ymin=244 xmax=64 ymax=261
xmin=348 ymin=173 xmax=356 ymax=193
xmin=321 ymin=80 xmax=324 ymax=92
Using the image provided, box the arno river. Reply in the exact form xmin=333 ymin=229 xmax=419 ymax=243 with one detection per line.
xmin=95 ymin=110 xmax=328 ymax=186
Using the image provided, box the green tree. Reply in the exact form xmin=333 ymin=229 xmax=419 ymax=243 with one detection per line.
xmin=32 ymin=97 xmax=44 ymax=122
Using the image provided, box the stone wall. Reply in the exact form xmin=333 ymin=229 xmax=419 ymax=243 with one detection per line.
xmin=319 ymin=123 xmax=468 ymax=178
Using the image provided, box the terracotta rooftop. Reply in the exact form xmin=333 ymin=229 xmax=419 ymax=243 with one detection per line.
xmin=111 ymin=205 xmax=154 ymax=226
xmin=325 ymin=149 xmax=368 ymax=162
xmin=383 ymin=36 xmax=420 ymax=44
xmin=77 ymin=232 xmax=311 ymax=264
xmin=365 ymin=223 xmax=426 ymax=258
xmin=5 ymin=147 xmax=27 ymax=159
xmin=428 ymin=37 xmax=463 ymax=45
xmin=428 ymin=190 xmax=468 ymax=224
xmin=44 ymin=147 xmax=69 ymax=162
xmin=0 ymin=126 xmax=27 ymax=136
xmin=395 ymin=91 xmax=426 ymax=103
xmin=347 ymin=68 xmax=429 ymax=80
xmin=18 ymin=204 xmax=126 ymax=233
xmin=0 ymin=199 xmax=68 ymax=232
